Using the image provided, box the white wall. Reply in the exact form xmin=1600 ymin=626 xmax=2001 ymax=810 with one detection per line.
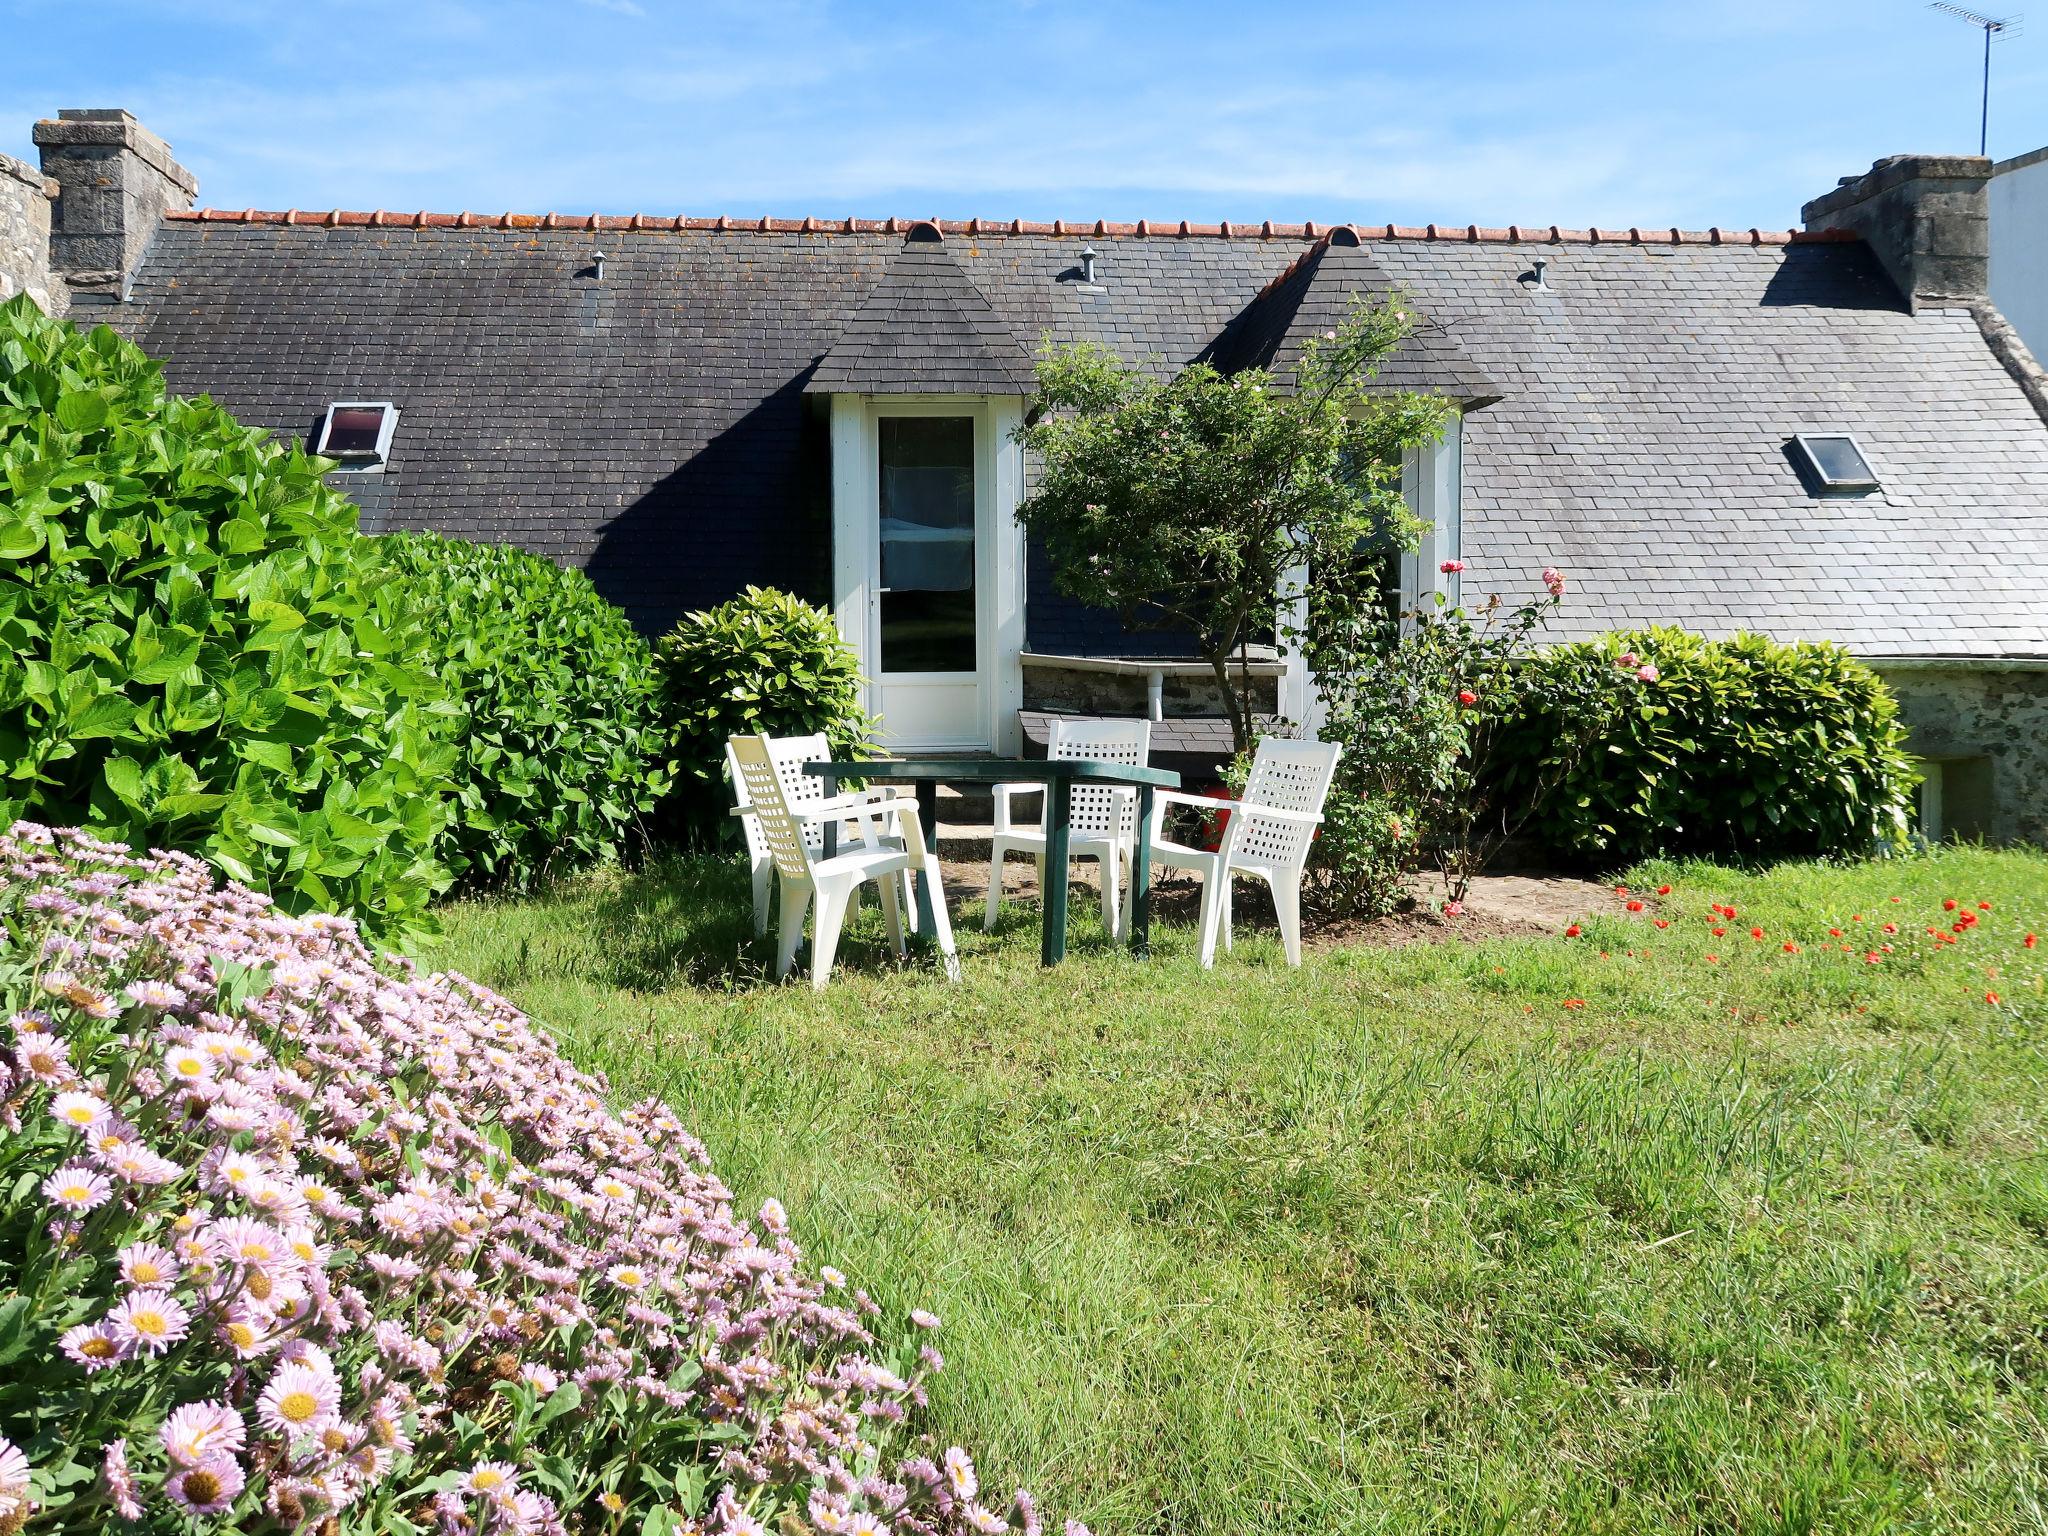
xmin=1991 ymin=147 xmax=2048 ymax=366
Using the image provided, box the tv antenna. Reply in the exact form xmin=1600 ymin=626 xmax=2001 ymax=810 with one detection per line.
xmin=1928 ymin=4 xmax=2020 ymax=155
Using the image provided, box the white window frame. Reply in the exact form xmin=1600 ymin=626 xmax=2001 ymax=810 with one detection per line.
xmin=827 ymin=393 xmax=1027 ymax=754
xmin=1278 ymin=412 xmax=1464 ymax=738
xmin=315 ymin=402 xmax=400 ymax=473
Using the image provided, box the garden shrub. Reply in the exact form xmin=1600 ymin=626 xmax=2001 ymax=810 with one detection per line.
xmin=0 ymin=821 xmax=1052 ymax=1536
xmin=378 ymin=534 xmax=672 ymax=892
xmin=1494 ymin=627 xmax=1916 ymax=862
xmin=1301 ymin=566 xmax=1635 ymax=912
xmin=657 ymin=587 xmax=876 ymax=844
xmin=0 ymin=295 xmax=456 ymax=940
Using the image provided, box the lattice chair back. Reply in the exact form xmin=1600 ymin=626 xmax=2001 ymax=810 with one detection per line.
xmin=1048 ymin=717 xmax=1152 ymax=840
xmin=1232 ymin=739 xmax=1342 ymax=873
xmin=764 ymin=732 xmax=837 ymax=851
xmin=728 ymin=734 xmax=816 ymax=881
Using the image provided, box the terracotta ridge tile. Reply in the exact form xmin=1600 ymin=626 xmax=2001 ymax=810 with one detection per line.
xmin=160 ymin=206 xmax=1843 ymax=247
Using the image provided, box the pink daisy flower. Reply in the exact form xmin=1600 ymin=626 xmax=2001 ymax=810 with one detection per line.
xmin=101 ymin=1439 xmax=143 ymax=1522
xmin=256 ymin=1361 xmax=341 ymax=1436
xmin=0 ymin=1436 xmax=31 ymax=1522
xmin=164 ymin=1455 xmax=245 ymax=1516
xmin=43 ymin=1162 xmax=113 ymax=1213
xmin=13 ymin=1030 xmax=70 ymax=1084
xmin=118 ymin=1240 xmax=181 ymax=1288
xmin=59 ymin=1321 xmax=128 ymax=1373
xmin=111 ymin=1289 xmax=191 ymax=1355
xmin=161 ymin=1400 xmax=247 ymax=1465
xmin=50 ymin=1089 xmax=109 ymax=1132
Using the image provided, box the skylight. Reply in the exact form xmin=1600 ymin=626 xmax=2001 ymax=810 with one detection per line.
xmin=315 ymin=402 xmax=398 ymax=471
xmin=1790 ymin=433 xmax=1878 ymax=492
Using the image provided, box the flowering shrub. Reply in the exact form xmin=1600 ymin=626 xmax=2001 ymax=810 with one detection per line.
xmin=1492 ymin=628 xmax=1916 ymax=863
xmin=1303 ymin=568 xmax=1636 ymax=910
xmin=0 ymin=823 xmax=1063 ymax=1536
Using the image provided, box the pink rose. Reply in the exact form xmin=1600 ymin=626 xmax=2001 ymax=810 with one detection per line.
xmin=1439 ymin=559 xmax=1466 ymax=574
xmin=1541 ymin=566 xmax=1566 ymax=598
xmin=1442 ymin=900 xmax=1464 ymax=918
xmin=1617 ymin=652 xmax=1639 ymax=668
xmin=1636 ymin=664 xmax=1660 ymax=682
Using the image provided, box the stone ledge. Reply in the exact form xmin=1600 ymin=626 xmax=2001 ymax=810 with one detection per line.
xmin=0 ymin=152 xmax=54 ymax=196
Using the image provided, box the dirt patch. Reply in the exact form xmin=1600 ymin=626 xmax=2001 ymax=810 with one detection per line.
xmin=933 ymin=836 xmax=1632 ymax=950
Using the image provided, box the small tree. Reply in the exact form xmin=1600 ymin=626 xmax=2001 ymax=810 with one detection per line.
xmin=1013 ymin=298 xmax=1451 ymax=752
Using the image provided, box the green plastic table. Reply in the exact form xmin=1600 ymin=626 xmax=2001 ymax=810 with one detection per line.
xmin=807 ymin=757 xmax=1182 ymax=965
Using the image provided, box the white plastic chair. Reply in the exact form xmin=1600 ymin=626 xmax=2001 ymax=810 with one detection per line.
xmin=729 ymin=733 xmax=958 ymax=991
xmin=1146 ymin=739 xmax=1341 ymax=967
xmin=986 ymin=717 xmax=1152 ymax=940
xmin=726 ymin=733 xmax=905 ymax=938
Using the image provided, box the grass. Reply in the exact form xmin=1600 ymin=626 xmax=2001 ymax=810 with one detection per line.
xmin=421 ymin=848 xmax=2048 ymax=1535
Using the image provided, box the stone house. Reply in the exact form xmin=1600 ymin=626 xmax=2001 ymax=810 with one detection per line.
xmin=4 ymin=109 xmax=2045 ymax=842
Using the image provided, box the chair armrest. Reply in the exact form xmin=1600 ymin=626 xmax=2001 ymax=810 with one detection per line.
xmin=789 ymin=790 xmax=915 ymax=823
xmin=991 ymin=781 xmax=1042 ymax=834
xmin=727 ymin=803 xmax=758 ymax=817
xmin=1236 ymin=803 xmax=1323 ymax=826
xmin=1154 ymin=788 xmax=1235 ymax=815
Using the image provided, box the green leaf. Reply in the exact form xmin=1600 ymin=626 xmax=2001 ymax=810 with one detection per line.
xmin=54 ymin=390 xmax=108 ymax=433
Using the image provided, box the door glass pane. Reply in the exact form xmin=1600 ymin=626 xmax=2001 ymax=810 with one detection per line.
xmin=879 ymin=416 xmax=976 ymax=673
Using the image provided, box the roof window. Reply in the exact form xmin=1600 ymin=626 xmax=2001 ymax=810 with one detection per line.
xmin=1790 ymin=433 xmax=1878 ymax=492
xmin=315 ymin=402 xmax=399 ymax=471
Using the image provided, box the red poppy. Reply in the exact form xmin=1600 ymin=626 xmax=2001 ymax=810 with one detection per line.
xmin=1749 ymin=927 xmax=1765 ymax=941
xmin=1654 ymin=919 xmax=1670 ymax=929
xmin=1626 ymin=900 xmax=1644 ymax=913
xmin=1978 ymin=901 xmax=1993 ymax=911
xmin=1564 ymin=924 xmax=1581 ymax=938
xmin=1561 ymin=999 xmax=1586 ymax=1009
xmin=1828 ymin=928 xmax=1842 ymax=938
xmin=1882 ymin=922 xmax=1898 ymax=935
xmin=2026 ymin=934 xmax=2039 ymax=950
xmin=1890 ymin=896 xmax=1902 ymax=903
xmin=1456 ymin=689 xmax=1478 ymax=706
xmin=1865 ymin=952 xmax=1882 ymax=964
xmin=1781 ymin=941 xmax=1800 ymax=954
xmin=1614 ymin=884 xmax=1629 ymax=895
xmin=1943 ymin=899 xmax=1958 ymax=911
xmin=1711 ymin=925 xmax=1727 ymax=937
xmin=1986 ymin=991 xmax=2000 ymax=1006
xmin=1851 ymin=914 xmax=1864 ymax=922
xmin=1657 ymin=885 xmax=1672 ymax=896
xmin=1705 ymin=954 xmax=1721 ymax=964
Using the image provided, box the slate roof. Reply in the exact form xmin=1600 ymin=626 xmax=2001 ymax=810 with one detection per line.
xmin=808 ymin=226 xmax=1035 ymax=394
xmin=1207 ymin=231 xmax=1502 ymax=406
xmin=97 ymin=209 xmax=2048 ymax=658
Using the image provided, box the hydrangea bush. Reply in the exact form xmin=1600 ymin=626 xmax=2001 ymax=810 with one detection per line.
xmin=0 ymin=823 xmax=1064 ymax=1536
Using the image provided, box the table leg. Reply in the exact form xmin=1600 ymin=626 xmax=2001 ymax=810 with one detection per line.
xmin=915 ymin=778 xmax=939 ymax=939
xmin=1131 ymin=784 xmax=1153 ymax=959
xmin=819 ymin=771 xmax=839 ymax=860
xmin=1042 ymin=776 xmax=1071 ymax=966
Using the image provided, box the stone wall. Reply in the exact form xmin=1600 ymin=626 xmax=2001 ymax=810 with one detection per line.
xmin=1876 ymin=665 xmax=2048 ymax=846
xmin=0 ymin=151 xmax=60 ymax=316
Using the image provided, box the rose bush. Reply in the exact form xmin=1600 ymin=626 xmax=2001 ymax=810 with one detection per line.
xmin=0 ymin=822 xmax=1066 ymax=1536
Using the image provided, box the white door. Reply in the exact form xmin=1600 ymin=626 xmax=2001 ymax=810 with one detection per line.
xmin=869 ymin=404 xmax=989 ymax=749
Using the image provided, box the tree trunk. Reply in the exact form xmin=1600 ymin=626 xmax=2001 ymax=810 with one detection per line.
xmin=1208 ymin=648 xmax=1251 ymax=756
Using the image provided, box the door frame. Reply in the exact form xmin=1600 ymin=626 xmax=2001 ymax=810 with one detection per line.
xmin=828 ymin=393 xmax=1026 ymax=753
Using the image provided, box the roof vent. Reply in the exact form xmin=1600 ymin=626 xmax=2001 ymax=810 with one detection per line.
xmin=592 ymin=250 xmax=606 ymax=281
xmin=906 ymin=219 xmax=943 ymax=243
xmin=1079 ymin=244 xmax=1099 ymax=284
xmin=1530 ymin=253 xmax=1553 ymax=293
xmin=1327 ymin=224 xmax=1362 ymax=247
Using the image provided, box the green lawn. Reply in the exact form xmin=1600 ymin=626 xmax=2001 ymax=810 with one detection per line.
xmin=421 ymin=849 xmax=2048 ymax=1536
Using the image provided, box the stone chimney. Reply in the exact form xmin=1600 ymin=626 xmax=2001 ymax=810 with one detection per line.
xmin=34 ymin=109 xmax=196 ymax=307
xmin=1801 ymin=154 xmax=1990 ymax=312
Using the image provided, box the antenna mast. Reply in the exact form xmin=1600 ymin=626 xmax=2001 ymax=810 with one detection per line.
xmin=1928 ymin=3 xmax=2020 ymax=156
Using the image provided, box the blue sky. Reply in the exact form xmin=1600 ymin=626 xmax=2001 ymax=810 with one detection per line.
xmin=4 ymin=0 xmax=2045 ymax=230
